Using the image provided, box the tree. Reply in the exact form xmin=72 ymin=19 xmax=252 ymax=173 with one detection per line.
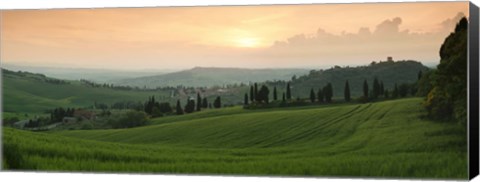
xmin=109 ymin=110 xmax=149 ymax=128
xmin=286 ymin=82 xmax=292 ymax=100
xmin=385 ymin=89 xmax=390 ymax=98
xmin=380 ymin=81 xmax=385 ymax=96
xmin=244 ymin=93 xmax=249 ymax=105
xmin=176 ymin=100 xmax=183 ymax=115
xmin=254 ymin=83 xmax=259 ymax=102
xmin=196 ymin=93 xmax=202 ymax=112
xmin=373 ymin=77 xmax=380 ymax=99
xmin=184 ymin=98 xmax=195 ymax=113
xmin=273 ymin=86 xmax=278 ymax=101
xmin=258 ymin=85 xmax=270 ymax=103
xmin=282 ymin=92 xmax=286 ymax=102
xmin=317 ymin=88 xmax=324 ymax=103
xmin=310 ymin=88 xmax=316 ymax=103
xmin=398 ymin=83 xmax=409 ymax=97
xmin=344 ymin=80 xmax=351 ymax=102
xmin=424 ymin=17 xmax=468 ymax=124
xmin=324 ymin=83 xmax=333 ymax=103
xmin=202 ymin=97 xmax=208 ymax=108
xmin=250 ymin=86 xmax=255 ymax=102
xmin=363 ymin=80 xmax=369 ymax=98
xmin=213 ymin=96 xmax=222 ymax=108
xmin=392 ymin=83 xmax=399 ymax=98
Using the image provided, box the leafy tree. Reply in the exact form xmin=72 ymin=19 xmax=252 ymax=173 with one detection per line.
xmin=317 ymin=88 xmax=324 ymax=103
xmin=363 ymin=80 xmax=369 ymax=98
xmin=196 ymin=93 xmax=202 ymax=112
xmin=344 ymin=80 xmax=351 ymax=102
xmin=109 ymin=111 xmax=149 ymax=128
xmin=286 ymin=82 xmax=292 ymax=100
xmin=310 ymin=88 xmax=316 ymax=103
xmin=424 ymin=17 xmax=468 ymax=125
xmin=273 ymin=86 xmax=278 ymax=101
xmin=258 ymin=85 xmax=270 ymax=103
xmin=176 ymin=100 xmax=184 ymax=115
xmin=213 ymin=96 xmax=222 ymax=108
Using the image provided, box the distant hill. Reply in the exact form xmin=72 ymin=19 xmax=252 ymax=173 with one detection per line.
xmin=2 ymin=64 xmax=169 ymax=83
xmin=112 ymin=67 xmax=310 ymax=88
xmin=1 ymin=69 xmax=171 ymax=114
xmin=281 ymin=60 xmax=430 ymax=99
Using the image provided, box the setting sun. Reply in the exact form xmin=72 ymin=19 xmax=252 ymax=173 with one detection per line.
xmin=235 ymin=37 xmax=260 ymax=48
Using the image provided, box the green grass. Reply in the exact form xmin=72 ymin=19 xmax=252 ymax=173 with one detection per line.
xmin=2 ymin=72 xmax=170 ymax=114
xmin=2 ymin=98 xmax=467 ymax=179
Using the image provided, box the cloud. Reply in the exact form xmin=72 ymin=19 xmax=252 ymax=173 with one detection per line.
xmin=259 ymin=13 xmax=466 ymax=67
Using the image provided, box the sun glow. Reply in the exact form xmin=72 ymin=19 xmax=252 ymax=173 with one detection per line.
xmin=235 ymin=37 xmax=260 ymax=48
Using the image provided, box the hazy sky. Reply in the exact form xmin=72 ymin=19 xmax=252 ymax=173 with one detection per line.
xmin=1 ymin=2 xmax=469 ymax=70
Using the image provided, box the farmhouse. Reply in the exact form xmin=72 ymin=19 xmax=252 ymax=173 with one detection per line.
xmin=62 ymin=117 xmax=77 ymax=123
xmin=73 ymin=109 xmax=97 ymax=120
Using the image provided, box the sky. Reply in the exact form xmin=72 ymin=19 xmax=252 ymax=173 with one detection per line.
xmin=0 ymin=1 xmax=469 ymax=70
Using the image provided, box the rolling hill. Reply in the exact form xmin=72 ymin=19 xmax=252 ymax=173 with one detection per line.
xmin=112 ymin=67 xmax=309 ymax=88
xmin=3 ymin=98 xmax=467 ymax=178
xmin=279 ymin=60 xmax=430 ymax=99
xmin=1 ymin=69 xmax=171 ymax=114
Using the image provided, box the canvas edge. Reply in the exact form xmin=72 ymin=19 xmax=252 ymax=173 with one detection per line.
xmin=468 ymin=1 xmax=480 ymax=180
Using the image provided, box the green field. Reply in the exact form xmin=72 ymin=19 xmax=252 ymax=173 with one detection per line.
xmin=2 ymin=70 xmax=170 ymax=114
xmin=2 ymin=98 xmax=467 ymax=179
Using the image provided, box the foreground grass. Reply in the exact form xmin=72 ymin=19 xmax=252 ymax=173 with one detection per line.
xmin=2 ymin=98 xmax=467 ymax=179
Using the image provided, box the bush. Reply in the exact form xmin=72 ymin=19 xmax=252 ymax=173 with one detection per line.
xmin=109 ymin=110 xmax=150 ymax=128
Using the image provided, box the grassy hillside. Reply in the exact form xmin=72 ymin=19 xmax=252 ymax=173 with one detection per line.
xmin=113 ymin=67 xmax=309 ymax=88
xmin=288 ymin=60 xmax=429 ymax=99
xmin=2 ymin=69 xmax=170 ymax=114
xmin=3 ymin=98 xmax=467 ymax=178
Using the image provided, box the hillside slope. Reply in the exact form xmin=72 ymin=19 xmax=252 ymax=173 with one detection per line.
xmin=1 ymin=69 xmax=169 ymax=114
xmin=1 ymin=98 xmax=462 ymax=178
xmin=113 ymin=67 xmax=309 ymax=88
xmin=286 ymin=60 xmax=429 ymax=98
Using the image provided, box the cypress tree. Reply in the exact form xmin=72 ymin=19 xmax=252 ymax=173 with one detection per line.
xmin=317 ymin=88 xmax=324 ymax=103
xmin=250 ymin=85 xmax=254 ymax=102
xmin=393 ymin=83 xmax=399 ymax=98
xmin=344 ymin=80 xmax=351 ymax=102
xmin=310 ymin=88 xmax=316 ymax=103
xmin=196 ymin=93 xmax=202 ymax=111
xmin=273 ymin=87 xmax=278 ymax=101
xmin=254 ymin=83 xmax=259 ymax=102
xmin=324 ymin=83 xmax=333 ymax=103
xmin=363 ymin=79 xmax=369 ymax=98
xmin=244 ymin=93 xmax=249 ymax=105
xmin=214 ymin=96 xmax=222 ymax=108
xmin=202 ymin=97 xmax=208 ymax=108
xmin=282 ymin=92 xmax=286 ymax=102
xmin=176 ymin=100 xmax=183 ymax=115
xmin=373 ymin=77 xmax=380 ymax=99
xmin=380 ymin=81 xmax=384 ymax=96
xmin=286 ymin=82 xmax=292 ymax=100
